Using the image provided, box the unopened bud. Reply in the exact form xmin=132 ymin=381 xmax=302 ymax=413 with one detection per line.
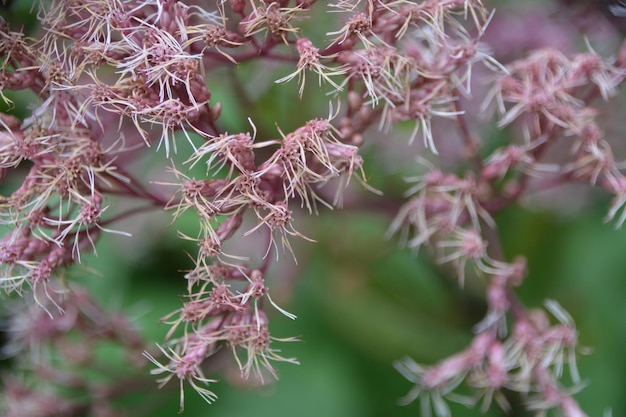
xmin=230 ymin=0 xmax=246 ymax=14
xmin=347 ymin=91 xmax=363 ymax=111
xmin=358 ymin=106 xmax=372 ymax=120
xmin=210 ymin=102 xmax=222 ymax=121
xmin=340 ymin=126 xmax=352 ymax=137
xmin=351 ymin=133 xmax=363 ymax=146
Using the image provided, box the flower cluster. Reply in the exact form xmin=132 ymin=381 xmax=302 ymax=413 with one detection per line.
xmin=1 ymin=289 xmax=145 ymax=417
xmin=0 ymin=0 xmax=625 ymax=416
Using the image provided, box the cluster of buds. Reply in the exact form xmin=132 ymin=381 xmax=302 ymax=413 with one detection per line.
xmin=0 ymin=0 xmax=625 ymax=415
xmin=0 ymin=289 xmax=145 ymax=417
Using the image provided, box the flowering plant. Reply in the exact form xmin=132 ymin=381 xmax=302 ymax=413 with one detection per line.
xmin=1 ymin=0 xmax=625 ymax=416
